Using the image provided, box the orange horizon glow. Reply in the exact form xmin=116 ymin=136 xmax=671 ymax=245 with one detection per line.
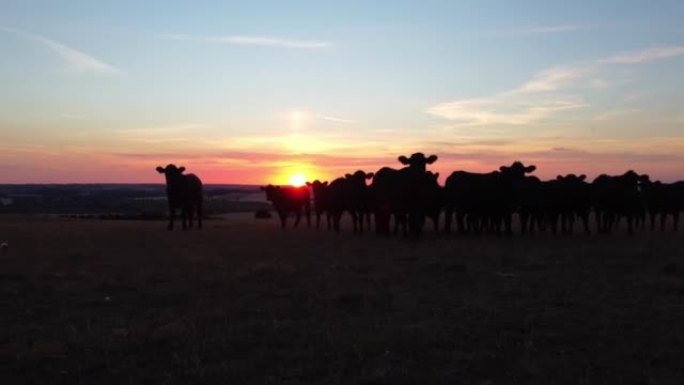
xmin=2 ymin=142 xmax=684 ymax=185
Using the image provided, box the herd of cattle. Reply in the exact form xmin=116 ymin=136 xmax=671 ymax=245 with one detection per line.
xmin=259 ymin=152 xmax=684 ymax=237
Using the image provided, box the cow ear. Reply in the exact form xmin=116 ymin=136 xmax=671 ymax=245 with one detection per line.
xmin=434 ymin=172 xmax=439 ymax=179
xmin=398 ymin=155 xmax=410 ymax=165
xmin=345 ymin=173 xmax=352 ymax=178
xmin=365 ymin=172 xmax=374 ymax=179
xmin=156 ymin=166 xmax=165 ymax=174
xmin=579 ymin=174 xmax=586 ymax=181
xmin=323 ymin=181 xmax=328 ymax=186
xmin=556 ymin=175 xmax=563 ymax=180
xmin=178 ymin=167 xmax=186 ymax=173
xmin=499 ymin=166 xmax=508 ymax=172
xmin=305 ymin=182 xmax=312 ymax=186
xmin=525 ymin=165 xmax=536 ymax=173
xmin=426 ymin=154 xmax=438 ymax=164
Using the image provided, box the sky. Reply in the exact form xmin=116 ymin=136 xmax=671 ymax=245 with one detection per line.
xmin=1 ymin=0 xmax=684 ymax=184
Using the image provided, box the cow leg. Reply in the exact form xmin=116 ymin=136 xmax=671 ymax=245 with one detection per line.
xmin=580 ymin=212 xmax=590 ymax=235
xmin=660 ymin=213 xmax=667 ymax=231
xmin=333 ymin=211 xmax=342 ymax=233
xmin=443 ymin=205 xmax=453 ymax=234
xmin=456 ymin=212 xmax=466 ymax=234
xmin=568 ymin=214 xmax=575 ymax=234
xmin=350 ymin=211 xmax=358 ymax=233
xmin=400 ymin=214 xmax=406 ymax=236
xmin=278 ymin=211 xmax=287 ymax=229
xmin=520 ymin=212 xmax=529 ymax=235
xmin=604 ymin=212 xmax=612 ymax=232
xmin=504 ymin=214 xmax=513 ymax=236
xmin=187 ymin=206 xmax=194 ymax=228
xmin=673 ymin=213 xmax=680 ymax=231
xmin=181 ymin=208 xmax=188 ymax=230
xmin=167 ymin=206 xmax=175 ymax=230
xmin=197 ymin=202 xmax=203 ymax=229
xmin=316 ymin=212 xmax=321 ymax=229
xmin=375 ymin=209 xmax=390 ymax=236
xmin=553 ymin=214 xmax=560 ymax=235
xmin=293 ymin=209 xmax=302 ymax=228
xmin=306 ymin=207 xmax=311 ymax=228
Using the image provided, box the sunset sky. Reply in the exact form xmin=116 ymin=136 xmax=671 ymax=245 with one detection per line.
xmin=2 ymin=1 xmax=684 ymax=184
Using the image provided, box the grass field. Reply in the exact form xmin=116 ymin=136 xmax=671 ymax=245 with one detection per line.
xmin=1 ymin=214 xmax=683 ymax=384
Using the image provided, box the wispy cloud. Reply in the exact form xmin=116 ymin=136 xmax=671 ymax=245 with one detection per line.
xmin=593 ymin=108 xmax=641 ymax=121
xmin=160 ymin=33 xmax=330 ymax=49
xmin=318 ymin=115 xmax=356 ymax=124
xmin=1 ymin=26 xmax=122 ymax=74
xmin=428 ymin=94 xmax=586 ymax=126
xmin=59 ymin=113 xmax=87 ymax=120
xmin=599 ymin=45 xmax=684 ymax=64
xmin=115 ymin=123 xmax=209 ymax=134
xmin=429 ymin=44 xmax=684 ymax=126
xmin=466 ymin=25 xmax=585 ymax=39
xmin=505 ymin=25 xmax=585 ymax=37
xmin=517 ymin=65 xmax=593 ymax=93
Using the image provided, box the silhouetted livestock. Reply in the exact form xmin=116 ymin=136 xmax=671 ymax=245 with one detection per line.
xmin=518 ymin=175 xmax=546 ymax=234
xmin=345 ymin=170 xmax=375 ymax=232
xmin=444 ymin=161 xmax=536 ymax=235
xmin=591 ymin=171 xmax=646 ymax=234
xmin=547 ymin=174 xmax=592 ymax=234
xmin=326 ymin=171 xmax=374 ymax=232
xmin=156 ymin=164 xmax=203 ymax=230
xmin=393 ymin=171 xmax=444 ymax=236
xmin=372 ymin=153 xmax=438 ymax=237
xmin=261 ymin=185 xmax=311 ymax=229
xmin=306 ymin=180 xmax=331 ymax=229
xmin=642 ymin=179 xmax=684 ymax=230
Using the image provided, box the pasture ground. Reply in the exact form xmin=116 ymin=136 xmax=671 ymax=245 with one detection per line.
xmin=0 ymin=214 xmax=683 ymax=384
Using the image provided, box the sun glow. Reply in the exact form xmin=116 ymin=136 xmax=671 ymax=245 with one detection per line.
xmin=288 ymin=173 xmax=307 ymax=187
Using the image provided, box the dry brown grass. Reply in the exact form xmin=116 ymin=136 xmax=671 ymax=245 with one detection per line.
xmin=1 ymin=214 xmax=683 ymax=384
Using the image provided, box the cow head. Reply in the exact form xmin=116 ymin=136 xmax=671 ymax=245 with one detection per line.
xmin=345 ymin=170 xmax=374 ymax=183
xmin=306 ymin=180 xmax=329 ymax=188
xmin=156 ymin=164 xmax=186 ymax=185
xmin=499 ymin=161 xmax=536 ymax=178
xmin=557 ymin=174 xmax=587 ymax=182
xmin=398 ymin=153 xmax=438 ymax=172
xmin=260 ymin=184 xmax=281 ymax=201
xmin=622 ymin=170 xmax=644 ymax=187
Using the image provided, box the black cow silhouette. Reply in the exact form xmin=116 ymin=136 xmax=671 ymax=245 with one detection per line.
xmin=517 ymin=175 xmax=546 ymax=234
xmin=155 ymin=164 xmax=203 ymax=230
xmin=391 ymin=171 xmax=443 ymax=237
xmin=305 ymin=180 xmax=331 ymax=229
xmin=345 ymin=170 xmax=375 ymax=232
xmin=261 ymin=185 xmax=311 ymax=229
xmin=324 ymin=170 xmax=374 ymax=233
xmin=372 ymin=153 xmax=438 ymax=237
xmin=552 ymin=174 xmax=592 ymax=234
xmin=641 ymin=178 xmax=684 ymax=230
xmin=591 ymin=171 xmax=646 ymax=234
xmin=444 ymin=161 xmax=536 ymax=235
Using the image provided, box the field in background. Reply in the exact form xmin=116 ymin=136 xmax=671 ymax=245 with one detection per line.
xmin=1 ymin=214 xmax=683 ymax=384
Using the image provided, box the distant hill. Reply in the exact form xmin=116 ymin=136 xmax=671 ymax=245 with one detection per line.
xmin=0 ymin=184 xmax=269 ymax=217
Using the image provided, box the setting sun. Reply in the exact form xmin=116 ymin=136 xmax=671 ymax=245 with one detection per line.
xmin=288 ymin=173 xmax=307 ymax=187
